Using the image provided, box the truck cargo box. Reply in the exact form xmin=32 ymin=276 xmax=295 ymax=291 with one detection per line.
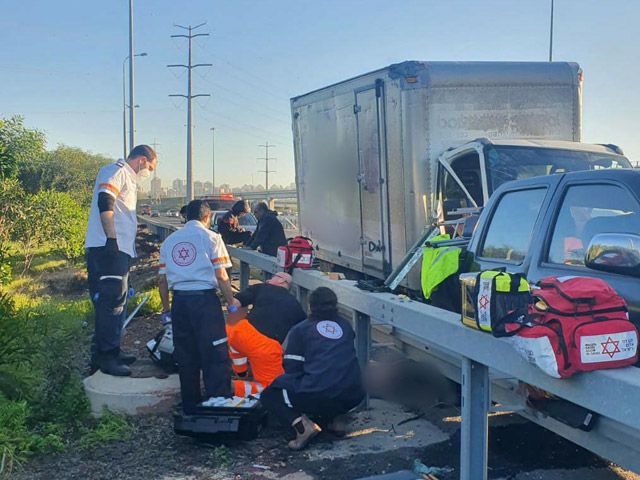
xmin=291 ymin=61 xmax=582 ymax=289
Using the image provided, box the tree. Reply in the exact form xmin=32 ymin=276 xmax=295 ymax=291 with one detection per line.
xmin=32 ymin=146 xmax=111 ymax=203
xmin=0 ymin=116 xmax=46 ymax=181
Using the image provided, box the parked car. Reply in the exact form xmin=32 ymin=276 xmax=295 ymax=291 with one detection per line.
xmin=166 ymin=209 xmax=180 ymax=218
xmin=151 ymin=211 xmax=160 ymax=218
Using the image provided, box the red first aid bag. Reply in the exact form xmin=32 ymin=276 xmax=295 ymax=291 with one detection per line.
xmin=499 ymin=276 xmax=638 ymax=378
xmin=277 ymin=237 xmax=314 ymax=271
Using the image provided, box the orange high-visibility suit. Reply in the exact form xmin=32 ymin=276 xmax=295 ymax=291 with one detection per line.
xmin=226 ymin=319 xmax=284 ymax=397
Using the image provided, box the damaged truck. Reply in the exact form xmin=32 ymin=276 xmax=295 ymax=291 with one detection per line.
xmin=291 ymin=61 xmax=632 ymax=293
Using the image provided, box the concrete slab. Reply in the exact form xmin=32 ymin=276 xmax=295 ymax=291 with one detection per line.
xmin=305 ymin=399 xmax=449 ymax=461
xmin=83 ymin=370 xmax=180 ymax=416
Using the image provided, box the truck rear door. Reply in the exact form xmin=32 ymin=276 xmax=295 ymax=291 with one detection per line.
xmin=354 ymin=81 xmax=390 ymax=276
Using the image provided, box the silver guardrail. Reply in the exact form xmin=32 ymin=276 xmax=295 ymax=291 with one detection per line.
xmin=141 ymin=217 xmax=640 ymax=479
xmin=138 ymin=215 xmax=180 ymax=241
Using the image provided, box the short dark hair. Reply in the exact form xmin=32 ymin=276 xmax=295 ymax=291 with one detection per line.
xmin=232 ymin=200 xmax=249 ymax=215
xmin=186 ymin=199 xmax=211 ymax=222
xmin=309 ymin=287 xmax=338 ymax=319
xmin=254 ymin=202 xmax=268 ymax=214
xmin=127 ymin=144 xmax=156 ymax=162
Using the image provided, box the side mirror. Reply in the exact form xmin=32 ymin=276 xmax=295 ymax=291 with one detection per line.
xmin=585 ymin=233 xmax=640 ymax=277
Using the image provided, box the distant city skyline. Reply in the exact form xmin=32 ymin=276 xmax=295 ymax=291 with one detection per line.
xmin=144 ymin=174 xmax=296 ymax=198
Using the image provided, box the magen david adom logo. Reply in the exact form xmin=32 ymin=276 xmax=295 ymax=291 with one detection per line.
xmin=172 ymin=242 xmax=197 ymax=267
xmin=316 ymin=320 xmax=343 ymax=339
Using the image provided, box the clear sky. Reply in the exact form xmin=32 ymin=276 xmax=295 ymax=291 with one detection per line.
xmin=1 ymin=0 xmax=639 ymax=192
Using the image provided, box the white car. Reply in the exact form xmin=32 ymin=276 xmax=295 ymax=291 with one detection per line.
xmin=165 ymin=209 xmax=180 ymax=217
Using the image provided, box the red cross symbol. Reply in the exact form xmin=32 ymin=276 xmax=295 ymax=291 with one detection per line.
xmin=601 ymin=337 xmax=621 ymax=358
xmin=478 ymin=295 xmax=489 ymax=310
xmin=323 ymin=324 xmax=336 ymax=335
xmin=178 ymin=248 xmax=191 ymax=260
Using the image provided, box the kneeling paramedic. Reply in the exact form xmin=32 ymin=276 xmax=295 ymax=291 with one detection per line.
xmin=226 ymin=272 xmax=305 ymax=396
xmin=261 ymin=287 xmax=365 ymax=450
xmin=226 ymin=312 xmax=284 ymax=397
xmin=157 ymin=200 xmax=236 ymax=414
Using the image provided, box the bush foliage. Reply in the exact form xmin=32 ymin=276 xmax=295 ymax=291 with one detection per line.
xmin=0 ymin=115 xmax=129 ymax=477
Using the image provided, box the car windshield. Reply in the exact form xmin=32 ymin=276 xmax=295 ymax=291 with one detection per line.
xmin=484 ymin=146 xmax=631 ymax=193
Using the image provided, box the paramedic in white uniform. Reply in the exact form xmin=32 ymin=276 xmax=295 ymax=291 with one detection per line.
xmin=85 ymin=145 xmax=156 ymax=376
xmin=157 ymin=199 xmax=236 ymax=414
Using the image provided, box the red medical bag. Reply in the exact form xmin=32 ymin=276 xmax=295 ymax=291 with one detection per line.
xmin=277 ymin=236 xmax=314 ymax=270
xmin=500 ymin=276 xmax=638 ymax=378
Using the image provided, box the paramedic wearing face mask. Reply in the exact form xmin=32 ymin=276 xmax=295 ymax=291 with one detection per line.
xmin=85 ymin=145 xmax=157 ymax=376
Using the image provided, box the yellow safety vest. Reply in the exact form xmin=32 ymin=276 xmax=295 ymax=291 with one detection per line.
xmin=421 ymin=234 xmax=461 ymax=300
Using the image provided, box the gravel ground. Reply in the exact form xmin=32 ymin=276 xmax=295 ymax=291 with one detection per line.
xmin=14 ymin=402 xmax=631 ymax=480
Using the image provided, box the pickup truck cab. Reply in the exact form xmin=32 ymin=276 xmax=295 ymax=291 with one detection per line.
xmin=464 ymin=169 xmax=640 ymax=325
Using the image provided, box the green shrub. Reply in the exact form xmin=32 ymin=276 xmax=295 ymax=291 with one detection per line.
xmin=0 ymin=179 xmax=26 ymax=285
xmin=78 ymin=409 xmax=134 ymax=451
xmin=0 ymin=293 xmax=93 ymax=469
xmin=129 ymin=289 xmax=163 ymax=317
xmin=34 ymin=191 xmax=88 ymax=260
xmin=0 ymin=398 xmax=31 ymax=477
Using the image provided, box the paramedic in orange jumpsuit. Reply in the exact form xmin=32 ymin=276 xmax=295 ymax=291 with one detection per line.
xmin=227 ymin=272 xmax=305 ymax=397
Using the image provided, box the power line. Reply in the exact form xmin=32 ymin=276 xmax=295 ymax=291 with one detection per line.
xmin=199 ymin=77 xmax=290 ymax=124
xmin=195 ymin=109 xmax=291 ymax=144
xmin=258 ymin=142 xmax=276 ymax=192
xmin=207 ymin=52 xmax=289 ymax=101
xmin=168 ymin=22 xmax=212 ymax=201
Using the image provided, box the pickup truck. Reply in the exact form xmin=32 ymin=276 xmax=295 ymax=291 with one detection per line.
xmin=441 ymin=169 xmax=640 ymax=325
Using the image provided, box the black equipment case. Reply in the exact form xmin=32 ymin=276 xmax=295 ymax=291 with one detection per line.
xmin=174 ymin=402 xmax=268 ymax=441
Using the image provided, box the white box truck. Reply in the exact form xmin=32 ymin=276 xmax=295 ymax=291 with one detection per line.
xmin=291 ymin=61 xmax=631 ymax=291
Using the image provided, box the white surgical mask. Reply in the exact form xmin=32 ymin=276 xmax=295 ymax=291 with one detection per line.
xmin=137 ymin=165 xmax=151 ymax=180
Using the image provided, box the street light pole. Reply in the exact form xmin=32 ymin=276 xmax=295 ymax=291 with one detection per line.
xmin=549 ymin=0 xmax=554 ymax=62
xmin=210 ymin=127 xmax=215 ymax=194
xmin=128 ymin=0 xmax=135 ymax=151
xmin=122 ymin=53 xmax=147 ymax=159
xmin=122 ymin=57 xmax=128 ymax=159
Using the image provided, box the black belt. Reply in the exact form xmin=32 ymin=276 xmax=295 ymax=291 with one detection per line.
xmin=173 ymin=289 xmax=217 ymax=296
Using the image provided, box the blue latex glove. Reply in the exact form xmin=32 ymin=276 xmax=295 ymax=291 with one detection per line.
xmin=227 ymin=303 xmax=238 ymax=313
xmin=128 ymin=287 xmax=135 ymax=299
xmin=161 ymin=311 xmax=172 ymax=325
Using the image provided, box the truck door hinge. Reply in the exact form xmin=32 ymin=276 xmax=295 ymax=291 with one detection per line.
xmin=359 ymin=237 xmax=367 ymax=246
xmin=353 ymin=105 xmax=361 ymax=114
xmin=357 ymin=173 xmax=364 ymax=183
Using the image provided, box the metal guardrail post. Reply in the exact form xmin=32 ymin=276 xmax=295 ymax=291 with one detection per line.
xmin=354 ymin=310 xmax=371 ymax=409
xmin=239 ymin=261 xmax=250 ymax=291
xmin=460 ymin=357 xmax=490 ymax=480
xmin=296 ymin=286 xmax=309 ymax=314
